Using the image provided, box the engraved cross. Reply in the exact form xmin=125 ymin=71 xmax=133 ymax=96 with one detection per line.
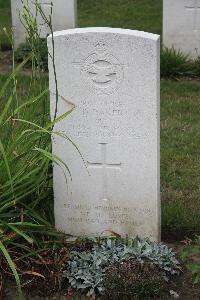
xmin=185 ymin=1 xmax=200 ymax=31
xmin=87 ymin=143 xmax=121 ymax=201
xmin=40 ymin=0 xmax=52 ymax=7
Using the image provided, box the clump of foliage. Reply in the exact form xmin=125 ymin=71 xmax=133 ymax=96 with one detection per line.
xmin=160 ymin=47 xmax=195 ymax=78
xmin=103 ymin=259 xmax=164 ymax=300
xmin=0 ymin=2 xmax=72 ymax=299
xmin=14 ymin=1 xmax=49 ymax=72
xmin=182 ymin=236 xmax=200 ymax=285
xmin=15 ymin=38 xmax=48 ymax=71
xmin=63 ymin=237 xmax=180 ymax=298
xmin=193 ymin=56 xmax=200 ymax=77
xmin=0 ymin=45 xmax=70 ymax=300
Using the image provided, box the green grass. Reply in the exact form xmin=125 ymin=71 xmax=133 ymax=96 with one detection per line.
xmin=78 ymin=0 xmax=162 ymax=35
xmin=161 ymin=80 xmax=200 ymax=235
xmin=0 ymin=0 xmax=11 ymax=48
xmin=0 ymin=0 xmax=162 ymax=48
xmin=0 ymin=0 xmax=10 ymax=27
xmin=0 ymin=59 xmax=71 ymax=297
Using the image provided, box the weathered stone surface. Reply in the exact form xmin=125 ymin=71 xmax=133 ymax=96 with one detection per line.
xmin=163 ymin=0 xmax=200 ymax=58
xmin=11 ymin=0 xmax=77 ymax=48
xmin=48 ymin=28 xmax=160 ymax=241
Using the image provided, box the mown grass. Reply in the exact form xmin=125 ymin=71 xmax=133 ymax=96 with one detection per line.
xmin=78 ymin=0 xmax=162 ymax=35
xmin=161 ymin=80 xmax=200 ymax=236
xmin=0 ymin=0 xmax=11 ymax=48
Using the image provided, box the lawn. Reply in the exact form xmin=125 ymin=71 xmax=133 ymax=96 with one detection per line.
xmin=0 ymin=0 xmax=11 ymax=47
xmin=78 ymin=0 xmax=162 ymax=35
xmin=161 ymin=79 xmax=200 ymax=237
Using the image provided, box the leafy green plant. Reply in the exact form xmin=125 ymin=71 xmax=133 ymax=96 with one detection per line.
xmin=103 ymin=260 xmax=163 ymax=300
xmin=15 ymin=38 xmax=48 ymax=71
xmin=0 ymin=56 xmax=72 ymax=300
xmin=182 ymin=236 xmax=200 ymax=285
xmin=160 ymin=47 xmax=194 ymax=78
xmin=63 ymin=237 xmax=180 ymax=297
xmin=14 ymin=0 xmax=50 ymax=72
xmin=0 ymin=2 xmax=73 ymax=299
xmin=193 ymin=56 xmax=200 ymax=77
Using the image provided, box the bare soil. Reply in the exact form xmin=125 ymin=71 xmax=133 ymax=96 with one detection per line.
xmin=0 ymin=50 xmax=13 ymax=74
xmin=0 ymin=50 xmax=38 ymax=75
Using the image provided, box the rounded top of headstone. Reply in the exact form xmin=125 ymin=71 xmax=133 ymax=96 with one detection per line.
xmin=48 ymin=27 xmax=160 ymax=41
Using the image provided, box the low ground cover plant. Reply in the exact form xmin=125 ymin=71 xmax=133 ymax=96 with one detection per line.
xmin=63 ymin=237 xmax=180 ymax=298
xmin=103 ymin=260 xmax=164 ymax=300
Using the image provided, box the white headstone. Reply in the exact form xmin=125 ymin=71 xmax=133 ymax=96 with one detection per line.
xmin=48 ymin=28 xmax=160 ymax=241
xmin=11 ymin=0 xmax=77 ymax=48
xmin=163 ymin=0 xmax=200 ymax=58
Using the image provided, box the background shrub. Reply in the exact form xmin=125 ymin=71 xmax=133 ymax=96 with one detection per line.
xmin=193 ymin=57 xmax=200 ymax=77
xmin=160 ymin=47 xmax=194 ymax=78
xmin=15 ymin=38 xmax=48 ymax=71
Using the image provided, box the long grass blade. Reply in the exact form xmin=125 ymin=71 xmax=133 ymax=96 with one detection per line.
xmin=0 ymin=139 xmax=14 ymax=197
xmin=0 ymin=241 xmax=23 ymax=300
xmin=0 ymin=93 xmax=14 ymax=125
xmin=0 ymin=54 xmax=32 ymax=99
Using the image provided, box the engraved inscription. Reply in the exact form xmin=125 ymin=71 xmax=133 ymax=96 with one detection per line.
xmin=64 ymin=202 xmax=152 ymax=227
xmin=66 ymin=98 xmax=149 ymax=139
xmin=87 ymin=143 xmax=121 ymax=201
xmin=185 ymin=1 xmax=200 ymax=31
xmin=86 ymin=60 xmax=117 ymax=87
xmin=74 ymin=40 xmax=124 ymax=94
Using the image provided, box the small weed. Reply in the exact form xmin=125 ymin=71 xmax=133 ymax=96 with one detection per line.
xmin=182 ymin=236 xmax=200 ymax=285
